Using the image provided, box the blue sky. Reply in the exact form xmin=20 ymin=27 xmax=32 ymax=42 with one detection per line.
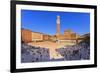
xmin=21 ymin=10 xmax=90 ymax=35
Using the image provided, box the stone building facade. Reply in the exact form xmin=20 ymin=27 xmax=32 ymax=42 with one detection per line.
xmin=21 ymin=28 xmax=78 ymax=43
xmin=21 ymin=29 xmax=32 ymax=43
xmin=22 ymin=29 xmax=44 ymax=43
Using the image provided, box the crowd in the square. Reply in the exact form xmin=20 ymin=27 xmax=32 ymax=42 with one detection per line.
xmin=56 ymin=42 xmax=90 ymax=60
xmin=21 ymin=41 xmax=90 ymax=63
xmin=21 ymin=43 xmax=50 ymax=63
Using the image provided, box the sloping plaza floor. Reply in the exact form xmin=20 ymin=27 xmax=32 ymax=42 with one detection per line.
xmin=28 ymin=41 xmax=74 ymax=59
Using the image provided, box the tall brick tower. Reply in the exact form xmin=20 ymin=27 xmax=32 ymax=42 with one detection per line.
xmin=56 ymin=15 xmax=60 ymax=35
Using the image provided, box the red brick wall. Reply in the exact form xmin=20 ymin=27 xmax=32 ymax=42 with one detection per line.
xmin=21 ymin=29 xmax=32 ymax=43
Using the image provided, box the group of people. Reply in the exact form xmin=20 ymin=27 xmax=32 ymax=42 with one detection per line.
xmin=21 ymin=42 xmax=90 ymax=63
xmin=56 ymin=42 xmax=90 ymax=60
xmin=21 ymin=43 xmax=50 ymax=63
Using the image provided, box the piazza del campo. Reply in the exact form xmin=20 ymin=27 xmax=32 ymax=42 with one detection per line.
xmin=21 ymin=15 xmax=90 ymax=62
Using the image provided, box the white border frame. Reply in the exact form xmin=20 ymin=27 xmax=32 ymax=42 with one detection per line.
xmin=16 ymin=4 xmax=94 ymax=69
